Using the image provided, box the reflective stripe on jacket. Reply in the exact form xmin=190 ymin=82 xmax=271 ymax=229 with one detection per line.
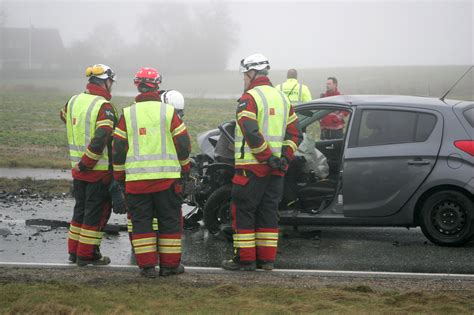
xmin=235 ymin=86 xmax=290 ymax=166
xmin=275 ymin=79 xmax=312 ymax=104
xmin=66 ymin=93 xmax=110 ymax=171
xmin=122 ymin=101 xmax=181 ymax=181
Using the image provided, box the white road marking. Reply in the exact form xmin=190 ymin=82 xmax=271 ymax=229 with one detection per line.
xmin=1 ymin=262 xmax=474 ymax=280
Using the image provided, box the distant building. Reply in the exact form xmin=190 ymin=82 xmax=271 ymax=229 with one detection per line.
xmin=0 ymin=27 xmax=65 ymax=70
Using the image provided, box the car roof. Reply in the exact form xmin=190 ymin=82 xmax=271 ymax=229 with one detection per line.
xmin=303 ymin=95 xmax=465 ymax=109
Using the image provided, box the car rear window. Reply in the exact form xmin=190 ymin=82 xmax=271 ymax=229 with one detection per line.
xmin=357 ymin=110 xmax=437 ymax=147
xmin=463 ymin=108 xmax=474 ymax=127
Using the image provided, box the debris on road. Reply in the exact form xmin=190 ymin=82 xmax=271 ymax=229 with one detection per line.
xmin=0 ymin=228 xmax=12 ymax=237
xmin=25 ymin=219 xmax=125 ymax=235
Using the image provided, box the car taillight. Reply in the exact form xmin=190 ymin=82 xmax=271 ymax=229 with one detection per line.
xmin=454 ymin=140 xmax=474 ymax=156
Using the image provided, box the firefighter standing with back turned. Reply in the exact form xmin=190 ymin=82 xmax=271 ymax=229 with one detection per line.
xmin=112 ymin=67 xmax=192 ymax=278
xmin=60 ymin=64 xmax=117 ymax=266
xmin=222 ymin=54 xmax=301 ymax=271
xmin=275 ymin=69 xmax=312 ymax=104
xmin=123 ymin=90 xmax=187 ymax=252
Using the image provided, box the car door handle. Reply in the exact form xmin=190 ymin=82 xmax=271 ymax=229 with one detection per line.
xmin=407 ymin=159 xmax=430 ymax=166
xmin=325 ymin=144 xmax=335 ymax=150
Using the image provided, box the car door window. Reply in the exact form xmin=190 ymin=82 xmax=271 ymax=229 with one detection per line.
xmin=357 ymin=109 xmax=437 ymax=147
xmin=297 ymin=109 xmax=351 ymax=141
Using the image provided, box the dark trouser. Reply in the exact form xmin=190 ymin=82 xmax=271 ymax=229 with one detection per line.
xmin=127 ymin=186 xmax=183 ymax=269
xmin=127 ymin=213 xmax=159 ymax=245
xmin=231 ymin=171 xmax=284 ymax=263
xmin=321 ymin=128 xmax=343 ymax=140
xmin=68 ymin=179 xmax=111 ymax=260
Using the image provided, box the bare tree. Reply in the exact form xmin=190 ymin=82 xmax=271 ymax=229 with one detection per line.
xmin=66 ymin=23 xmax=124 ymax=69
xmin=0 ymin=7 xmax=7 ymax=28
xmin=136 ymin=1 xmax=238 ymax=74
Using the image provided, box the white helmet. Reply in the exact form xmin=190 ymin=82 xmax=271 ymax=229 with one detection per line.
xmin=240 ymin=53 xmax=270 ymax=73
xmin=161 ymin=90 xmax=184 ymax=110
xmin=161 ymin=90 xmax=185 ymax=118
xmin=86 ymin=64 xmax=116 ymax=81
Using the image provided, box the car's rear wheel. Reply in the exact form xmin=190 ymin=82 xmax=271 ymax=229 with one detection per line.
xmin=420 ymin=190 xmax=474 ymax=246
xmin=203 ymin=184 xmax=232 ymax=235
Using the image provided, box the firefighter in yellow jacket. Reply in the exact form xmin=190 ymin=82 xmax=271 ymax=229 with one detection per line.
xmin=112 ymin=67 xmax=191 ymax=278
xmin=60 ymin=64 xmax=117 ymax=266
xmin=222 ymin=54 xmax=301 ymax=271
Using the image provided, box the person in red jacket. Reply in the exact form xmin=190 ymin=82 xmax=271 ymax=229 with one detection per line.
xmin=320 ymin=77 xmax=349 ymax=140
xmin=59 ymin=64 xmax=117 ymax=266
xmin=221 ymin=54 xmax=301 ymax=271
xmin=112 ymin=67 xmax=191 ymax=278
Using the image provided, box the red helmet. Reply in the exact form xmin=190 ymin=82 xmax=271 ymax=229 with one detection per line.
xmin=133 ymin=67 xmax=162 ymax=88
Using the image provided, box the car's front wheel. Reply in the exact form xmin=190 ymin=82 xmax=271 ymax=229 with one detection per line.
xmin=420 ymin=190 xmax=474 ymax=246
xmin=203 ymin=184 xmax=232 ymax=235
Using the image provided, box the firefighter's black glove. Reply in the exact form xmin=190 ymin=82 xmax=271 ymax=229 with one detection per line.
xmin=267 ymin=155 xmax=282 ymax=170
xmin=181 ymin=171 xmax=190 ymax=181
xmin=109 ymin=180 xmax=127 ymax=214
xmin=279 ymin=156 xmax=289 ymax=172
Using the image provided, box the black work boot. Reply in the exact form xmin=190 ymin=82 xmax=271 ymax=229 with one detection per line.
xmin=68 ymin=253 xmax=77 ymax=263
xmin=159 ymin=264 xmax=185 ymax=277
xmin=140 ymin=266 xmax=158 ymax=279
xmin=222 ymin=259 xmax=256 ymax=271
xmin=76 ymin=255 xmax=111 ymax=266
xmin=257 ymin=261 xmax=274 ymax=271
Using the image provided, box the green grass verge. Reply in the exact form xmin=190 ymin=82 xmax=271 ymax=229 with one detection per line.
xmin=0 ymin=87 xmax=235 ymax=168
xmin=1 ymin=281 xmax=473 ymax=314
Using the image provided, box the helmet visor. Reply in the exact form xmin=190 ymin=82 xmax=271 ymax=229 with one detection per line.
xmin=239 ymin=59 xmax=248 ymax=73
xmin=239 ymin=59 xmax=269 ymax=73
xmin=105 ymin=69 xmax=116 ymax=81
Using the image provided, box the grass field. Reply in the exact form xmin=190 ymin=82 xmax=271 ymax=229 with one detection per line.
xmin=1 ymin=281 xmax=473 ymax=314
xmin=0 ymin=65 xmax=471 ymax=169
xmin=3 ymin=65 xmax=472 ymax=100
xmin=0 ymin=86 xmax=236 ymax=168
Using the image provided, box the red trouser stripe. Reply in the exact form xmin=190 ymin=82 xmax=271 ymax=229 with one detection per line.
xmin=98 ymin=200 xmax=112 ymax=230
xmin=76 ymin=224 xmax=102 ymax=259
xmin=256 ymin=228 xmax=279 ymax=262
xmin=256 ymin=246 xmax=277 ymax=262
xmin=159 ymin=233 xmax=181 ymax=267
xmin=132 ymin=233 xmax=158 ymax=268
xmin=231 ymin=203 xmax=237 ymax=231
xmin=238 ymin=247 xmax=256 ymax=262
xmin=233 ymin=229 xmax=256 ymax=262
xmin=68 ymin=221 xmax=82 ymax=254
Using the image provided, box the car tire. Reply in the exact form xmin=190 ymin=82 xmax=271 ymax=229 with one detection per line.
xmin=203 ymin=184 xmax=232 ymax=235
xmin=420 ymin=190 xmax=474 ymax=247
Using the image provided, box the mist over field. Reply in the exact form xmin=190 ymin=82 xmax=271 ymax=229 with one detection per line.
xmin=0 ymin=0 xmax=472 ymax=100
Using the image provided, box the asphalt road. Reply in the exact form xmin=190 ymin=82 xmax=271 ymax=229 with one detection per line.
xmin=1 ymin=196 xmax=473 ymax=274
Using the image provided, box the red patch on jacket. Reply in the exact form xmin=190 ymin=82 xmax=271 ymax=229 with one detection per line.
xmin=72 ymin=118 xmax=77 ymax=125
xmin=270 ymin=108 xmax=275 ymax=115
xmin=139 ymin=128 xmax=147 ymax=135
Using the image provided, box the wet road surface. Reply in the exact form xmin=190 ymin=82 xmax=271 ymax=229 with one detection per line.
xmin=0 ymin=168 xmax=70 ymax=180
xmin=1 ymin=196 xmax=473 ymax=274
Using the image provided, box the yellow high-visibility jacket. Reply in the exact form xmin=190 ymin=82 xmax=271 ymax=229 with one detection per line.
xmin=275 ymin=78 xmax=312 ymax=104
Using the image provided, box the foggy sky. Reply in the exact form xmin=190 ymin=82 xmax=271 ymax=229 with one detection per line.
xmin=1 ymin=0 xmax=472 ymax=69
